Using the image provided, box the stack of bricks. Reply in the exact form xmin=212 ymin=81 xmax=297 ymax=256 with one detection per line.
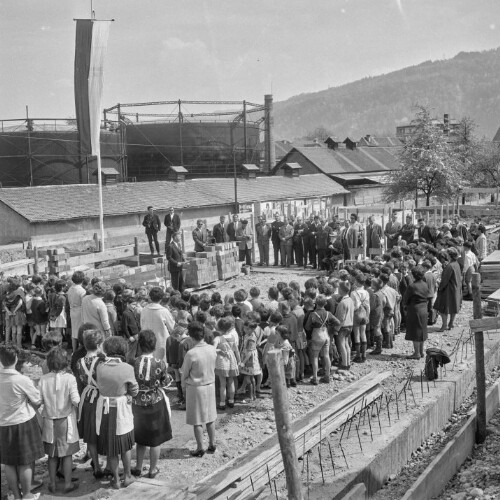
xmin=212 ymin=242 xmax=240 ymax=280
xmin=45 ymin=248 xmax=71 ymax=275
xmin=184 ymin=248 xmax=219 ymax=288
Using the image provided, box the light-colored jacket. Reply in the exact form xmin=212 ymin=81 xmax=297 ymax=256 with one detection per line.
xmin=236 ymin=225 xmax=253 ymax=250
xmin=140 ymin=303 xmax=175 ymax=361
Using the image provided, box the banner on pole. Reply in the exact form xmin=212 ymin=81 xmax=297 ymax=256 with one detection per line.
xmin=74 ymin=20 xmax=111 ymax=156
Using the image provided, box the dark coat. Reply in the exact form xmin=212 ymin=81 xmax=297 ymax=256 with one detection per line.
xmin=166 ymin=242 xmax=184 ymax=273
xmin=366 ymin=223 xmax=382 ymax=249
xmin=212 ymin=222 xmax=227 ymax=243
xmin=434 ymin=261 xmax=462 ymax=314
xmin=143 ymin=213 xmax=161 ymax=234
xmin=271 ymin=221 xmax=284 ymax=244
xmin=163 ymin=213 xmax=181 ymax=233
xmin=403 ymin=279 xmax=429 ymax=342
xmin=227 ymin=221 xmax=239 ymax=242
xmin=418 ymin=225 xmax=434 ymax=244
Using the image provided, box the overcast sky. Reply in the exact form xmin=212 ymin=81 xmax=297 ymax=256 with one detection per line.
xmin=1 ymin=0 xmax=500 ymax=119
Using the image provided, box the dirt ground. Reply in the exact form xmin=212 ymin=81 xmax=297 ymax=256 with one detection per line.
xmin=0 ymin=267 xmax=484 ymax=500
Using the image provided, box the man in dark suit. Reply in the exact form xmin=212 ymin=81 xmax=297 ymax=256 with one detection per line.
xmin=270 ymin=213 xmax=284 ymax=266
xmin=255 ymin=215 xmax=271 ymax=266
xmin=366 ymin=215 xmax=383 ymax=257
xmin=213 ymin=215 xmax=227 ymax=243
xmin=192 ymin=219 xmax=208 ymax=252
xmin=166 ymin=231 xmax=185 ymax=291
xmin=163 ymin=207 xmax=181 ymax=248
xmin=384 ymin=212 xmax=401 ymax=249
xmin=417 ymin=218 xmax=434 ymax=244
xmin=142 ymin=205 xmax=161 ymax=255
xmin=293 ymin=216 xmax=307 ymax=267
xmin=226 ymin=214 xmax=239 ymax=242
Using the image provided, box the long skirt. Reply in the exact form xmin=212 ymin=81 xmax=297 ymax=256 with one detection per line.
xmin=186 ymin=383 xmax=217 ymax=426
xmin=0 ymin=416 xmax=44 ymax=465
xmin=97 ymin=407 xmax=135 ymax=456
xmin=78 ymin=399 xmax=98 ymax=445
xmin=133 ymin=400 xmax=172 ymax=447
xmin=405 ymin=303 xmax=428 ymax=342
xmin=44 ymin=417 xmax=80 ymax=457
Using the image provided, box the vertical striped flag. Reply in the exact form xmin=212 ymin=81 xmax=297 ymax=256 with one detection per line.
xmin=74 ymin=20 xmax=111 ymax=156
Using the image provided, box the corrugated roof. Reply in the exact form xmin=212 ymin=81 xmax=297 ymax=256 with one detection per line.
xmin=286 ymin=146 xmax=399 ymax=175
xmin=0 ymin=174 xmax=347 ymax=223
xmin=493 ymin=127 xmax=500 ymax=143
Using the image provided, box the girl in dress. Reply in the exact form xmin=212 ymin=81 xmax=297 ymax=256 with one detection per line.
xmin=0 ymin=344 xmax=43 ymax=500
xmin=48 ymin=280 xmax=67 ymax=337
xmin=2 ymin=276 xmax=26 ymax=347
xmin=75 ymin=329 xmax=105 ymax=478
xmin=214 ymin=317 xmax=240 ymax=410
xmin=131 ymin=330 xmax=172 ymax=478
xmin=39 ymin=347 xmax=80 ymax=494
xmin=96 ymin=336 xmax=139 ymax=489
xmin=236 ymin=319 xmax=262 ymax=400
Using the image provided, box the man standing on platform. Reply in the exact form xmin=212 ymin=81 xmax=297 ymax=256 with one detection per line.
xmin=366 ymin=215 xmax=383 ymax=257
xmin=307 ymin=215 xmax=321 ymax=269
xmin=271 ymin=213 xmax=284 ymax=266
xmin=226 ymin=214 xmax=239 ymax=242
xmin=417 ymin=218 xmax=434 ymax=244
xmin=213 ymin=215 xmax=227 ymax=243
xmin=400 ymin=215 xmax=416 ymax=244
xmin=192 ymin=219 xmax=208 ymax=252
xmin=256 ymin=216 xmax=271 ymax=266
xmin=293 ymin=216 xmax=307 ymax=268
xmin=384 ymin=212 xmax=401 ymax=250
xmin=346 ymin=214 xmax=362 ymax=257
xmin=166 ymin=232 xmax=185 ymax=292
xmin=164 ymin=207 xmax=181 ymax=248
xmin=236 ymin=219 xmax=253 ymax=266
xmin=142 ymin=205 xmax=161 ymax=256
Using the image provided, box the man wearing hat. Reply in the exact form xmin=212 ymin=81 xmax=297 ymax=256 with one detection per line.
xmin=166 ymin=231 xmax=185 ymax=291
xmin=164 ymin=207 xmax=181 ymax=248
xmin=236 ymin=218 xmax=253 ymax=266
xmin=400 ymin=215 xmax=416 ymax=244
xmin=142 ymin=205 xmax=161 ymax=256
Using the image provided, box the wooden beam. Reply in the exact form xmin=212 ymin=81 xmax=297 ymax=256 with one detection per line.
xmin=189 ymin=371 xmax=390 ymax=500
xmin=469 ymin=316 xmax=500 ymax=333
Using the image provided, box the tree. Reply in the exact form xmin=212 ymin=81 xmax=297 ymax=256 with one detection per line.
xmin=304 ymin=126 xmax=335 ymax=142
xmin=467 ymin=140 xmax=500 ymax=186
xmin=385 ymin=105 xmax=467 ymax=206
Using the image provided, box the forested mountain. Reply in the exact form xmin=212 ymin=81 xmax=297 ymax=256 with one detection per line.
xmin=273 ymin=48 xmax=500 ymax=140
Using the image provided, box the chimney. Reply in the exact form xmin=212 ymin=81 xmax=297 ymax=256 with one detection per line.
xmin=92 ymin=167 xmax=119 ymax=185
xmin=264 ymin=94 xmax=276 ymax=174
xmin=283 ymin=162 xmax=301 ymax=179
xmin=167 ymin=165 xmax=188 ymax=183
xmin=324 ymin=137 xmax=340 ymax=150
xmin=241 ymin=163 xmax=259 ymax=180
xmin=443 ymin=114 xmax=449 ymax=135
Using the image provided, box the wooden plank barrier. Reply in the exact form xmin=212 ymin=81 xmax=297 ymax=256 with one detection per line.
xmin=189 ymin=371 xmax=391 ymax=500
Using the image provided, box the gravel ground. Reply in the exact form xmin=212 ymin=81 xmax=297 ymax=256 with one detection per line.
xmin=0 ymin=267 xmax=494 ymax=500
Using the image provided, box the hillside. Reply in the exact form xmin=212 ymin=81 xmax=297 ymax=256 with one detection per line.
xmin=273 ymin=48 xmax=500 ymax=140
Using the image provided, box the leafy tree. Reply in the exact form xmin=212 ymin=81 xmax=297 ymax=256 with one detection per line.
xmin=304 ymin=126 xmax=335 ymax=142
xmin=385 ymin=105 xmax=467 ymax=206
xmin=467 ymin=139 xmax=500 ymax=186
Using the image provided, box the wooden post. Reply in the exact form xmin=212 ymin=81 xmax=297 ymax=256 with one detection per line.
xmin=181 ymin=229 xmax=186 ymax=252
xmin=267 ymin=349 xmax=304 ymax=500
xmin=93 ymin=233 xmax=100 ymax=252
xmin=472 ymin=273 xmax=487 ymax=443
xmin=134 ymin=237 xmax=140 ymax=266
xmin=434 ymin=207 xmax=437 ymax=226
xmin=344 ymin=207 xmax=347 ymax=222
xmin=426 ymin=210 xmax=430 ymax=224
xmin=363 ymin=221 xmax=367 ymax=260
xmin=33 ymin=246 xmax=39 ymax=274
xmin=440 ymin=205 xmax=444 ymax=225
xmin=382 ymin=213 xmax=386 ymax=253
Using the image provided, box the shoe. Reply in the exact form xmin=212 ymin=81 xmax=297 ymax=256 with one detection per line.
xmin=310 ymin=378 xmax=319 ymax=385
xmin=30 ymin=480 xmax=43 ymax=491
xmin=148 ymin=468 xmax=160 ymax=479
xmin=353 ymin=355 xmax=363 ymax=363
xmin=130 ymin=468 xmax=142 ymax=477
xmin=178 ymin=402 xmax=186 ymax=410
xmin=190 ymin=449 xmax=205 ymax=457
xmin=102 ymin=468 xmax=113 ymax=478
xmin=406 ymin=354 xmax=420 ymax=360
xmin=110 ymin=479 xmax=120 ymax=490
xmin=227 ymin=401 xmax=235 ymax=408
xmin=56 ymin=470 xmax=78 ymax=481
xmin=289 ymin=379 xmax=297 ymax=387
xmin=338 ymin=365 xmax=350 ymax=371
xmin=319 ymin=377 xmax=330 ymax=384
xmin=218 ymin=404 xmax=226 ymax=411
xmin=207 ymin=445 xmax=217 ymax=454
xmin=448 ymin=323 xmax=455 ymax=329
xmin=48 ymin=484 xmax=56 ymax=493
xmin=93 ymin=468 xmax=105 ymax=479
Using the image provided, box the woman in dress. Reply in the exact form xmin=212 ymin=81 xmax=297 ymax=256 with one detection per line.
xmin=403 ymin=266 xmax=430 ymax=359
xmin=181 ymin=321 xmax=217 ymax=457
xmin=131 ymin=330 xmax=172 ymax=478
xmin=39 ymin=347 xmax=80 ymax=494
xmin=236 ymin=319 xmax=263 ymax=399
xmin=96 ymin=336 xmax=139 ymax=489
xmin=48 ymin=280 xmax=67 ymax=337
xmin=75 ymin=329 xmax=105 ymax=478
xmin=213 ymin=317 xmax=240 ymax=410
xmin=434 ymin=247 xmax=462 ymax=331
xmin=0 ymin=345 xmax=43 ymax=500
xmin=2 ymin=276 xmax=26 ymax=347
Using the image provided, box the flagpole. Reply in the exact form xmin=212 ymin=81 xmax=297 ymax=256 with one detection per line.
xmin=97 ymin=154 xmax=105 ymax=251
